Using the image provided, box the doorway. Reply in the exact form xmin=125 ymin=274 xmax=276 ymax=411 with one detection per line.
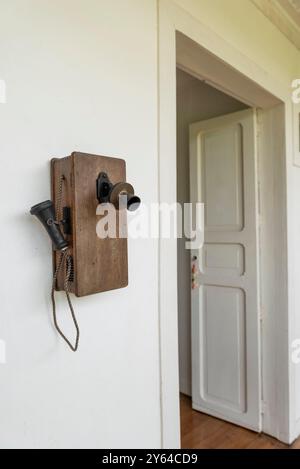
xmin=177 ymin=68 xmax=249 ymax=398
xmin=158 ymin=1 xmax=289 ymax=447
xmin=177 ymin=67 xmax=264 ymax=439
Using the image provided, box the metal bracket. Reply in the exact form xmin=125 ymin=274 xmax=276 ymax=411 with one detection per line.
xmin=96 ymin=172 xmax=113 ymax=204
xmin=61 ymin=206 xmax=71 ymax=235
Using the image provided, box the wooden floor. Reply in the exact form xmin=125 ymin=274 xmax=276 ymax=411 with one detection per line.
xmin=180 ymin=394 xmax=300 ymax=449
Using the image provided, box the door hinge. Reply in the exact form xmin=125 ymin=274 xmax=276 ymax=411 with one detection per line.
xmin=257 ymin=180 xmax=262 ymax=218
xmin=259 ymin=308 xmax=264 ymax=322
xmin=261 ymin=400 xmax=267 ymax=415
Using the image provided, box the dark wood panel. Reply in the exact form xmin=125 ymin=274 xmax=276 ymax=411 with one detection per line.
xmin=51 ymin=156 xmax=75 ymax=294
xmin=51 ymin=152 xmax=128 ymax=297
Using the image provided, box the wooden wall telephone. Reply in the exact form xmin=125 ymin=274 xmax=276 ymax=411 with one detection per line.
xmin=30 ymin=152 xmax=140 ymax=351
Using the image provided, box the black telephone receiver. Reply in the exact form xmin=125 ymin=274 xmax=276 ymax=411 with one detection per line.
xmin=30 ymin=200 xmax=68 ymax=251
xmin=30 ymin=180 xmax=79 ymax=352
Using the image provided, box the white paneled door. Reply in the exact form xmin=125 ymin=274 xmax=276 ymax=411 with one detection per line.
xmin=189 ymin=109 xmax=261 ymax=431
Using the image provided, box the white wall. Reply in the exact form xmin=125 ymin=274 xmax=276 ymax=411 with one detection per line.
xmin=1 ymin=0 xmax=300 ymax=448
xmin=0 ymin=0 xmax=159 ymax=449
xmin=176 ymin=69 xmax=247 ymax=396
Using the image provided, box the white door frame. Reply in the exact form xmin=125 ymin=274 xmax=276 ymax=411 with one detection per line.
xmin=158 ymin=0 xmax=292 ymax=447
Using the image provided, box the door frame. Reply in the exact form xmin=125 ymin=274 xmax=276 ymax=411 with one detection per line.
xmin=158 ymin=0 xmax=292 ymax=447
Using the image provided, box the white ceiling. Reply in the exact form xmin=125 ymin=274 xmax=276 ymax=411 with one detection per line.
xmin=278 ymin=0 xmax=300 ymax=27
xmin=252 ymin=0 xmax=300 ymax=50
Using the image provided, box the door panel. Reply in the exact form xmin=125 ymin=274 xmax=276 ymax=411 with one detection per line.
xmin=190 ymin=109 xmax=261 ymax=431
xmin=202 ymin=124 xmax=244 ymax=231
xmin=202 ymin=243 xmax=245 ymax=276
xmin=200 ymin=285 xmax=246 ymax=413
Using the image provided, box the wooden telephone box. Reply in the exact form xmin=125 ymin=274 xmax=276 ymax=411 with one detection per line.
xmin=51 ymin=152 xmax=128 ymax=297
